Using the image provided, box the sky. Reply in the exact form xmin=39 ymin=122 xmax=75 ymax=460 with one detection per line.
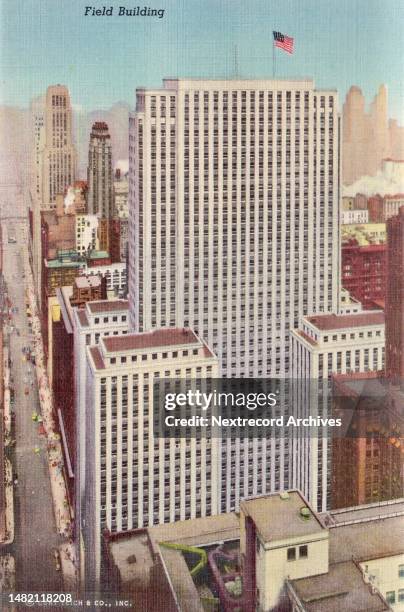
xmin=1 ymin=0 xmax=403 ymax=121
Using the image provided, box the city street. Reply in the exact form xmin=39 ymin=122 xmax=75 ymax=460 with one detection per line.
xmin=2 ymin=223 xmax=64 ymax=592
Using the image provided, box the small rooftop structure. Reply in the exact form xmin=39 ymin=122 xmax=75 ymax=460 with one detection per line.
xmin=240 ymin=490 xmax=325 ymax=543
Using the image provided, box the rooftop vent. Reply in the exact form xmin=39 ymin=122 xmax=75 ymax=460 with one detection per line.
xmin=299 ymin=507 xmax=311 ymax=521
xmin=126 ymin=554 xmax=137 ymax=564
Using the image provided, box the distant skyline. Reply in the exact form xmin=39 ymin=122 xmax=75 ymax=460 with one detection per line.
xmin=1 ymin=0 xmax=403 ymax=122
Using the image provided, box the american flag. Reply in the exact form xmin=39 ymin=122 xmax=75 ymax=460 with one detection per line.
xmin=273 ymin=31 xmax=294 ymax=54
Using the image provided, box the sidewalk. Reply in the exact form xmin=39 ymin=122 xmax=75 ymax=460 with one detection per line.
xmin=23 ymin=255 xmax=73 ymax=540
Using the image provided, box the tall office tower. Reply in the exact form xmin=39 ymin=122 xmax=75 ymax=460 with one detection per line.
xmin=342 ymin=86 xmax=369 ymax=185
xmin=32 ymin=85 xmax=77 ymax=301
xmin=385 ymin=206 xmax=404 ymax=385
xmin=87 ymin=122 xmax=113 ymax=218
xmin=30 ymin=96 xmax=45 ymax=298
xmin=127 ymin=78 xmax=341 ymax=512
xmin=81 ymin=328 xmax=219 ymax=586
xmin=42 ymin=85 xmax=77 ymax=208
xmin=128 ymin=79 xmax=341 ymax=378
xmin=30 ymin=95 xmax=46 ymax=201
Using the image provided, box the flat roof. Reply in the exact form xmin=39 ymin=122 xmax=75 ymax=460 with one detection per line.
xmin=329 ymin=498 xmax=404 ymax=529
xmin=86 ymin=300 xmax=128 ymax=314
xmin=329 ymin=514 xmax=404 ymax=564
xmin=89 ymin=346 xmax=105 ymax=370
xmin=75 ymin=276 xmax=101 ymax=288
xmin=46 ymin=259 xmax=82 ymax=269
xmin=76 ymin=310 xmax=89 ymax=327
xmin=88 ymin=250 xmax=109 ymax=259
xmin=107 ymin=513 xmax=239 ymax=602
xmin=241 ymin=491 xmax=325 ymax=543
xmin=290 ymin=561 xmax=389 ymax=612
xmin=307 ymin=312 xmax=384 ymax=330
xmin=102 ymin=328 xmax=201 ymax=353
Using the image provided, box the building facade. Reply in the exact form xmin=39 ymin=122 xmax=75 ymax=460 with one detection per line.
xmin=42 ymin=85 xmax=77 ymax=209
xmin=385 ymin=206 xmax=404 ymax=383
xmin=128 ymin=78 xmax=341 ymax=378
xmin=290 ymin=311 xmax=385 ymax=511
xmin=87 ymin=122 xmax=113 ymax=218
xmin=341 ymin=208 xmax=369 ymax=224
xmin=75 ymin=214 xmax=99 ymax=256
xmin=31 ymin=85 xmax=77 ymax=302
xmin=73 ymin=299 xmax=130 ymax=584
xmin=81 ymin=327 xmax=219 ymax=586
xmin=331 ymin=372 xmax=403 ymax=509
xmin=341 ymin=240 xmax=386 ymax=308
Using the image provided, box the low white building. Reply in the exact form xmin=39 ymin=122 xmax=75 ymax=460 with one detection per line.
xmin=83 ymin=261 xmax=127 ymax=296
xmin=75 ymin=214 xmax=99 ymax=255
xmin=341 ymin=208 xmax=369 ymax=224
xmin=290 ymin=311 xmax=385 ymax=512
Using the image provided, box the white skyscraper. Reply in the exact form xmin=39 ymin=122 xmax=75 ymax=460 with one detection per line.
xmin=42 ymin=85 xmax=77 ymax=208
xmin=126 ymin=78 xmax=341 ymax=513
xmin=128 ymin=78 xmax=341 ymax=378
xmin=81 ymin=327 xmax=219 ymax=586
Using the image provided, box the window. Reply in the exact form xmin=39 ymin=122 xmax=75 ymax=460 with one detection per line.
xmin=399 ymin=564 xmax=404 ymax=578
xmin=94 ymin=317 xmax=99 ymax=324
xmin=386 ymin=592 xmax=395 ymax=605
xmin=299 ymin=545 xmax=308 ymax=558
xmin=399 ymin=589 xmax=404 ymax=602
xmin=287 ymin=547 xmax=296 ymax=561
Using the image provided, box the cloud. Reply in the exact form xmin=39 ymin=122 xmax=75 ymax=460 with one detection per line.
xmin=114 ymin=159 xmax=129 ymax=174
xmin=343 ymin=160 xmax=404 ymax=196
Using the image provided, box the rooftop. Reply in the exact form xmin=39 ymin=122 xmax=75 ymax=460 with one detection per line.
xmin=88 ymin=250 xmax=110 ymax=259
xmin=307 ymin=312 xmax=384 ymax=331
xmin=89 ymin=346 xmax=105 ymax=370
xmin=241 ymin=491 xmax=325 ymax=543
xmin=104 ymin=493 xmax=404 ymax=612
xmin=75 ymin=275 xmax=102 ymax=289
xmin=290 ymin=561 xmax=389 ymax=612
xmin=86 ymin=300 xmax=128 ymax=314
xmin=76 ymin=310 xmax=89 ymax=327
xmin=384 ymin=193 xmax=404 ymax=199
xmin=45 ymin=258 xmax=82 ymax=269
xmin=102 ymin=328 xmax=201 ymax=353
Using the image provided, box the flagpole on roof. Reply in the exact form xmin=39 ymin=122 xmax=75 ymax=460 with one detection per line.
xmin=272 ymin=35 xmax=276 ymax=78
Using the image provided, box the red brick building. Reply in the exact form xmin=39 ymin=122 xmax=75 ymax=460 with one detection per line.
xmin=385 ymin=206 xmax=404 ymax=383
xmin=368 ymin=193 xmax=404 ymax=223
xmin=341 ymin=239 xmax=386 ymax=309
xmin=331 ymin=373 xmax=403 ymax=509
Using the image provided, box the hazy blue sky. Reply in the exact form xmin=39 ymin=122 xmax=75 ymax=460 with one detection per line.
xmin=1 ymin=0 xmax=403 ymax=120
